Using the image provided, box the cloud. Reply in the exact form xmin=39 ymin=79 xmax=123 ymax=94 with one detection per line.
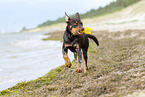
xmin=0 ymin=0 xmax=23 ymax=3
xmin=0 ymin=0 xmax=116 ymax=10
xmin=0 ymin=0 xmax=116 ymax=32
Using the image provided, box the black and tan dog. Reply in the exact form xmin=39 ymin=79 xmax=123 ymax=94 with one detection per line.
xmin=62 ymin=12 xmax=99 ymax=73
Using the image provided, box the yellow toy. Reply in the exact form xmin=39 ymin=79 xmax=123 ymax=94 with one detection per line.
xmin=80 ymin=27 xmax=92 ymax=34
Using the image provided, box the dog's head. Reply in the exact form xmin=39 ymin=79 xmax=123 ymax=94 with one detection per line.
xmin=65 ymin=12 xmax=84 ymax=35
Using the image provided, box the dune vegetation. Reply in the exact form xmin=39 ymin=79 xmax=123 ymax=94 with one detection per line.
xmin=26 ymin=0 xmax=145 ymax=33
xmin=37 ymin=0 xmax=140 ymax=27
xmin=0 ymin=29 xmax=145 ymax=96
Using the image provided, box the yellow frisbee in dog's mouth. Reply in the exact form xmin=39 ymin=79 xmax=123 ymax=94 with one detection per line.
xmin=80 ymin=27 xmax=92 ymax=34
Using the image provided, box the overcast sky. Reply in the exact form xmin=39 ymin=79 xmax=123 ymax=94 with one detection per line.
xmin=0 ymin=0 xmax=116 ymax=33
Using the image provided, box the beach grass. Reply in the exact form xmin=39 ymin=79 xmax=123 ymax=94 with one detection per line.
xmin=0 ymin=29 xmax=145 ymax=96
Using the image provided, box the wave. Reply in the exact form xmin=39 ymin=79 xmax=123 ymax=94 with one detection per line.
xmin=0 ymin=32 xmax=74 ymax=91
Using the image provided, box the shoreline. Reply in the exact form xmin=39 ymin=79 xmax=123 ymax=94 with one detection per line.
xmin=0 ymin=32 xmax=74 ymax=92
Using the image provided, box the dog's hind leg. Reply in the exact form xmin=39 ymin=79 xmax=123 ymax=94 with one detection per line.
xmin=82 ymin=49 xmax=88 ymax=73
xmin=76 ymin=48 xmax=82 ymax=73
xmin=62 ymin=47 xmax=72 ymax=68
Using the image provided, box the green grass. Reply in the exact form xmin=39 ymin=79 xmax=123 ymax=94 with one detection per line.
xmin=38 ymin=0 xmax=140 ymax=27
xmin=0 ymin=29 xmax=145 ymax=97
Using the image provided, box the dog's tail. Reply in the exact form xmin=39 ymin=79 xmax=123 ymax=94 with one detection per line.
xmin=86 ymin=34 xmax=99 ymax=46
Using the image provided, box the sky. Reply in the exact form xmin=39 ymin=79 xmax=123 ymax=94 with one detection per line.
xmin=0 ymin=0 xmax=116 ymax=33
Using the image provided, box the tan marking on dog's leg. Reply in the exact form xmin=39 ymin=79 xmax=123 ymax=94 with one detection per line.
xmin=76 ymin=55 xmax=79 ymax=70
xmin=64 ymin=43 xmax=71 ymax=48
xmin=74 ymin=52 xmax=77 ymax=60
xmin=63 ymin=52 xmax=71 ymax=68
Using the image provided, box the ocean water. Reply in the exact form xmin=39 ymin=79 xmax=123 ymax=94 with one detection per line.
xmin=0 ymin=32 xmax=73 ymax=91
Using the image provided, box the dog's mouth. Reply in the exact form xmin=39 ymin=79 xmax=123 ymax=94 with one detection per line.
xmin=72 ymin=31 xmax=82 ymax=35
xmin=71 ymin=28 xmax=83 ymax=35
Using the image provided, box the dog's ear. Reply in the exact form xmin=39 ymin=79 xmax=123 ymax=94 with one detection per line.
xmin=65 ymin=12 xmax=70 ymax=22
xmin=75 ymin=12 xmax=80 ymax=19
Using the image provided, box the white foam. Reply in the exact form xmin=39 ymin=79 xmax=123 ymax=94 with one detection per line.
xmin=0 ymin=32 xmax=73 ymax=91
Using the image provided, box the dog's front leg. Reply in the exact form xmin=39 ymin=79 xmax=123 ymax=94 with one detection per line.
xmin=62 ymin=46 xmax=72 ymax=68
xmin=76 ymin=48 xmax=82 ymax=73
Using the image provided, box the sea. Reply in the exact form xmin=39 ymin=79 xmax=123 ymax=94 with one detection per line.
xmin=0 ymin=32 xmax=73 ymax=91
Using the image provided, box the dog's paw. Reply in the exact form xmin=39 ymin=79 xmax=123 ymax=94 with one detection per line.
xmin=76 ymin=69 xmax=82 ymax=73
xmin=65 ymin=60 xmax=72 ymax=68
xmin=84 ymin=68 xmax=89 ymax=73
xmin=66 ymin=63 xmax=72 ymax=68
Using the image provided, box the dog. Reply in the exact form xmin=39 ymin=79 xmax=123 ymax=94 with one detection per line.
xmin=62 ymin=12 xmax=99 ymax=73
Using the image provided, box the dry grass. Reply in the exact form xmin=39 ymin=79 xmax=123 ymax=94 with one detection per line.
xmin=0 ymin=29 xmax=145 ymax=97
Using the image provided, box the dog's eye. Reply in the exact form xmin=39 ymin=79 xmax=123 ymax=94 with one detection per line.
xmin=74 ymin=23 xmax=77 ymax=26
xmin=74 ymin=21 xmax=78 ymax=24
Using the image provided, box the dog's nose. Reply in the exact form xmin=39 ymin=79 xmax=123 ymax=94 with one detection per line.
xmin=80 ymin=27 xmax=84 ymax=31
